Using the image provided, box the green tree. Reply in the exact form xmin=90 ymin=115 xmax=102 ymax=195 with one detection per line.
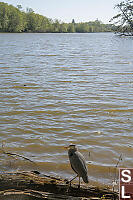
xmin=0 ymin=2 xmax=25 ymax=32
xmin=26 ymin=12 xmax=40 ymax=32
xmin=0 ymin=2 xmax=9 ymax=31
xmin=75 ymin=23 xmax=90 ymax=32
xmin=110 ymin=0 xmax=133 ymax=36
xmin=7 ymin=5 xmax=25 ymax=32
xmin=67 ymin=23 xmax=75 ymax=32
xmin=72 ymin=19 xmax=75 ymax=24
xmin=0 ymin=2 xmax=115 ymax=33
xmin=59 ymin=23 xmax=68 ymax=32
xmin=53 ymin=19 xmax=60 ymax=32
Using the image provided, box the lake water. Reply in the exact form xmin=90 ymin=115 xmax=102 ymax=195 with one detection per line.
xmin=0 ymin=33 xmax=133 ymax=188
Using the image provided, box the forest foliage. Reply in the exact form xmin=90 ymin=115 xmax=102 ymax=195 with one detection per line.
xmin=0 ymin=2 xmax=115 ymax=33
xmin=110 ymin=0 xmax=133 ymax=36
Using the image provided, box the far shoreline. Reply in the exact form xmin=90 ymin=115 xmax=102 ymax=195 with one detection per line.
xmin=0 ymin=31 xmax=114 ymax=34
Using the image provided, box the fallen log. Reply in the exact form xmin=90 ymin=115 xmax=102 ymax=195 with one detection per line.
xmin=0 ymin=171 xmax=118 ymax=200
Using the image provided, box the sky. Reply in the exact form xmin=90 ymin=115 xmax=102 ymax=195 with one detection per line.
xmin=1 ymin=0 xmax=121 ymax=23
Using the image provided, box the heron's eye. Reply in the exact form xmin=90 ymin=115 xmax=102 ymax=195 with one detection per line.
xmin=69 ymin=153 xmax=73 ymax=157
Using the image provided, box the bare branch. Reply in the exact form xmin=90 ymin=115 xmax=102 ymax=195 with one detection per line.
xmin=1 ymin=142 xmax=36 ymax=164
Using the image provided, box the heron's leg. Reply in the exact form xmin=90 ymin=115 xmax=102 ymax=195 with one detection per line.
xmin=69 ymin=175 xmax=78 ymax=186
xmin=78 ymin=176 xmax=80 ymax=189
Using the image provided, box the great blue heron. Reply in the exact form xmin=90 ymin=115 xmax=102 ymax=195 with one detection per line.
xmin=66 ymin=144 xmax=89 ymax=187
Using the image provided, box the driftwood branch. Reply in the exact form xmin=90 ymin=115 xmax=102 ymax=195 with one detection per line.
xmin=0 ymin=171 xmax=118 ymax=200
xmin=1 ymin=142 xmax=36 ymax=164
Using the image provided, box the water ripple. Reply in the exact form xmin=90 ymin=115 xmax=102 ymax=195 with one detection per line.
xmin=0 ymin=33 xmax=133 ymax=186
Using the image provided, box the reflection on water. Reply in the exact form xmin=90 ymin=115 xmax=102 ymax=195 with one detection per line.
xmin=0 ymin=33 xmax=133 ymax=187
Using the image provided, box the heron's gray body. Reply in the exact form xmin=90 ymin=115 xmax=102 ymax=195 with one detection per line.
xmin=68 ymin=147 xmax=89 ymax=183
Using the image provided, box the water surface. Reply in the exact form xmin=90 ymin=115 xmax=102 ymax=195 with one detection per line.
xmin=0 ymin=33 xmax=133 ymax=187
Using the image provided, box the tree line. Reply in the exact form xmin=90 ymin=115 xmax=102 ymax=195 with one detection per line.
xmin=0 ymin=2 xmax=115 ymax=33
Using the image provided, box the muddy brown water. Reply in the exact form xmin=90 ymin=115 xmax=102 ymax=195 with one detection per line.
xmin=0 ymin=33 xmax=133 ymax=187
